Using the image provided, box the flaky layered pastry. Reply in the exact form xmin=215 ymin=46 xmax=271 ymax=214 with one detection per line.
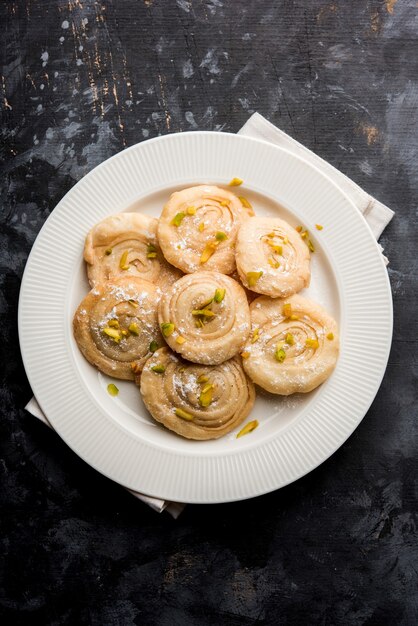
xmin=242 ymin=294 xmax=339 ymax=394
xmin=84 ymin=212 xmax=182 ymax=290
xmin=236 ymin=216 xmax=311 ymax=298
xmin=157 ymin=185 xmax=250 ymax=274
xmin=73 ymin=276 xmax=162 ymax=380
xmin=137 ymin=348 xmax=255 ymax=440
xmin=158 ymin=271 xmax=251 ymax=365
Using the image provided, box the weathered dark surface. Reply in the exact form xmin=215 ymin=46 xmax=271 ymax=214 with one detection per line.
xmin=1 ymin=0 xmax=417 ymax=624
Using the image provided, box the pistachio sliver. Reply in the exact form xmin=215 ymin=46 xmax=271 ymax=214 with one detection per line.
xmin=268 ymin=257 xmax=280 ymax=269
xmin=215 ymin=231 xmax=227 ymax=241
xmin=267 ymin=240 xmax=282 ymax=254
xmin=198 ymin=222 xmax=205 ymax=232
xmin=285 ymin=333 xmax=295 ymax=346
xmin=307 ymin=238 xmax=315 ymax=253
xmin=176 ymin=335 xmax=186 ymax=344
xmin=199 ymin=386 xmax=213 ymax=407
xmin=220 ymin=200 xmax=230 ymax=207
xmin=251 ymin=328 xmax=260 ymax=343
xmin=128 ymin=322 xmax=140 ymax=336
xmin=229 ymin=177 xmax=243 ymax=186
xmin=275 ymin=347 xmax=286 ymax=363
xmin=174 ymin=407 xmax=194 ymax=421
xmin=214 ymin=288 xmax=226 ymax=303
xmin=119 ymin=250 xmax=130 ymax=270
xmin=171 ymin=212 xmax=185 ymax=227
xmin=200 ymin=241 xmax=218 ymax=264
xmin=108 ymin=318 xmax=119 ymax=328
xmin=161 ymin=322 xmax=175 ymax=337
xmin=241 ymin=351 xmax=250 ymax=359
xmin=282 ymin=303 xmax=292 ymax=318
xmin=149 ymin=340 xmax=159 ymax=353
xmin=128 ymin=299 xmax=138 ymax=308
xmin=192 ymin=308 xmax=215 ymax=317
xmin=197 ymin=374 xmax=209 ymax=384
xmin=326 ymin=332 xmax=334 ymax=340
xmin=246 ymin=271 xmax=263 ymax=287
xmin=105 ymin=247 xmax=112 ymax=256
xmin=147 ymin=252 xmax=157 ymax=259
xmin=186 ymin=205 xmax=196 ymax=215
xmin=107 ymin=383 xmax=119 ymax=396
xmin=306 ymin=338 xmax=319 ymax=349
xmin=315 ymin=224 xmax=323 ymax=231
xmin=103 ymin=327 xmax=121 ymax=342
xmin=236 ymin=419 xmax=259 ymax=438
xmin=238 ymin=196 xmax=252 ymax=209
xmin=151 ymin=364 xmax=166 ymax=373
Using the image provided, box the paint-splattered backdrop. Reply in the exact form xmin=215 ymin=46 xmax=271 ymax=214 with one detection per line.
xmin=1 ymin=1 xmax=417 ymax=624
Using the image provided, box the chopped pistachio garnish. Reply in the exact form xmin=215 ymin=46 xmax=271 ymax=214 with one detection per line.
xmin=176 ymin=335 xmax=186 ymax=344
xmin=229 ymin=177 xmax=243 ymax=186
xmin=131 ymin=361 xmax=141 ymax=375
xmin=198 ymin=222 xmax=205 ymax=232
xmin=119 ymin=250 xmax=130 ymax=270
xmin=105 ymin=247 xmax=112 ymax=256
xmin=220 ymin=200 xmax=230 ymax=207
xmin=127 ymin=299 xmax=138 ymax=308
xmin=307 ymin=239 xmax=315 ymax=253
xmin=295 ymin=226 xmax=303 ymax=233
xmin=107 ymin=383 xmax=119 ymax=396
xmin=215 ymin=231 xmax=227 ymax=241
xmin=326 ymin=332 xmax=334 ymax=340
xmin=200 ymin=241 xmax=217 ymax=263
xmin=151 ymin=364 xmax=166 ymax=373
xmin=192 ymin=308 xmax=215 ymax=317
xmin=128 ymin=322 xmax=140 ymax=336
xmin=275 ymin=346 xmax=286 ymax=363
xmin=197 ymin=374 xmax=209 ymax=384
xmin=282 ymin=303 xmax=292 ymax=318
xmin=108 ymin=318 xmax=119 ymax=328
xmin=121 ymin=329 xmax=129 ymax=336
xmin=187 ymin=205 xmax=196 ymax=215
xmin=238 ymin=196 xmax=252 ymax=209
xmin=285 ymin=333 xmax=295 ymax=346
xmin=246 ymin=271 xmax=263 ymax=287
xmin=241 ymin=351 xmax=250 ymax=359
xmin=171 ymin=212 xmax=185 ymax=227
xmin=236 ymin=419 xmax=259 ymax=438
xmin=267 ymin=240 xmax=282 ymax=254
xmin=267 ymin=232 xmax=276 ymax=238
xmin=301 ymin=230 xmax=308 ymax=239
xmin=268 ymin=256 xmax=280 ymax=269
xmin=149 ymin=340 xmax=159 ymax=353
xmin=251 ymin=328 xmax=260 ymax=343
xmin=282 ymin=236 xmax=289 ymax=245
xmin=315 ymin=224 xmax=323 ymax=231
xmin=214 ymin=288 xmax=226 ymax=303
xmin=306 ymin=338 xmax=319 ymax=349
xmin=147 ymin=243 xmax=157 ymax=254
xmin=147 ymin=252 xmax=157 ymax=258
xmin=195 ymin=318 xmax=205 ymax=328
xmin=161 ymin=322 xmax=175 ymax=337
xmin=103 ymin=327 xmax=122 ymax=342
xmin=174 ymin=407 xmax=194 ymax=421
xmin=289 ymin=314 xmax=299 ymax=321
xmin=199 ymin=384 xmax=214 ymax=407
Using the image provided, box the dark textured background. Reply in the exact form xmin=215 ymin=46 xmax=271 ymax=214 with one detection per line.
xmin=2 ymin=1 xmax=418 ymax=624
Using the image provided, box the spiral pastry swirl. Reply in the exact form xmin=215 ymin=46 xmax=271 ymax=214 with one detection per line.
xmin=84 ymin=212 xmax=182 ymax=290
xmin=236 ymin=216 xmax=310 ymax=297
xmin=242 ymin=294 xmax=339 ymax=394
xmin=138 ymin=348 xmax=255 ymax=440
xmin=158 ymin=271 xmax=251 ymax=365
xmin=157 ymin=185 xmax=250 ymax=275
xmin=73 ymin=277 xmax=162 ymax=380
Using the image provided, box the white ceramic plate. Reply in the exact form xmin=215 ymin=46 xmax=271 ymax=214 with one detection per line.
xmin=19 ymin=132 xmax=392 ymax=503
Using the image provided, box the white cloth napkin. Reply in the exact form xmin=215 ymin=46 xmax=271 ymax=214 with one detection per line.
xmin=25 ymin=112 xmax=394 ymax=517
